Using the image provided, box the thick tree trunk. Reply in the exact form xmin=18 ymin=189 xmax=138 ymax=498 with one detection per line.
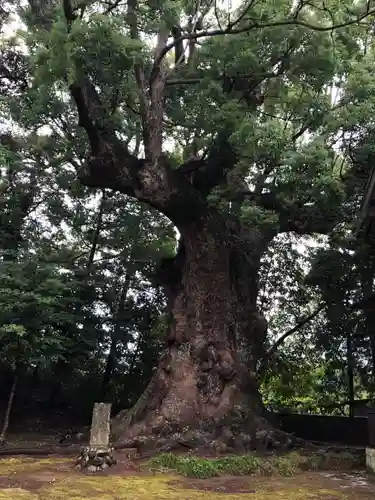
xmin=112 ymin=213 xmax=283 ymax=453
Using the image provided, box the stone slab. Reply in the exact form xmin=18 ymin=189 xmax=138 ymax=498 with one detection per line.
xmin=89 ymin=402 xmax=111 ymax=447
xmin=365 ymin=447 xmax=375 ymax=473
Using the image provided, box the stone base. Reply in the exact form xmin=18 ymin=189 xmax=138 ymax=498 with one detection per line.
xmin=365 ymin=447 xmax=375 ymax=473
xmin=76 ymin=446 xmax=117 ymax=472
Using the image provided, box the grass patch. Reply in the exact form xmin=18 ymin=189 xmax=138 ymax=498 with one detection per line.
xmin=300 ymin=451 xmax=364 ymax=471
xmin=148 ymin=450 xmax=363 ymax=479
xmin=149 ymin=452 xmax=297 ymax=479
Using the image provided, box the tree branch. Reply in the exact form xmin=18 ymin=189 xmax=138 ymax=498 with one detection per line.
xmin=155 ymin=9 xmax=375 ymax=67
xmin=104 ymin=0 xmax=124 ymax=14
xmin=260 ymin=291 xmax=375 ymax=374
xmin=56 ymin=0 xmax=210 ymax=227
xmin=127 ymin=0 xmax=150 ymax=157
xmin=229 ymin=188 xmax=338 ymax=235
xmin=289 ymin=212 xmax=336 ymax=237
xmin=165 ymin=69 xmax=281 ymax=86
xmin=62 ymin=0 xmax=77 ymax=27
xmin=258 ymin=303 xmax=326 ymax=374
xmin=147 ymin=24 xmax=169 ymax=162
xmin=269 ymin=304 xmax=326 ymax=356
xmin=174 ymin=39 xmax=298 ymax=194
xmin=60 ymin=0 xmax=144 ymax=196
xmin=171 ymin=25 xmax=185 ymax=66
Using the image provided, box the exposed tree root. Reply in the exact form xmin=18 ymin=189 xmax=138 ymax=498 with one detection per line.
xmin=113 ymin=409 xmax=321 ymax=457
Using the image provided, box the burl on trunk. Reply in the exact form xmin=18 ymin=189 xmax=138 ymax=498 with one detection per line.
xmin=112 ymin=213 xmax=283 ymax=453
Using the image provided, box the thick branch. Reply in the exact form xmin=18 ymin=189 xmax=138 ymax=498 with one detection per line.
xmin=127 ymin=0 xmax=151 ymax=158
xmin=58 ymin=0 xmax=212 ymax=227
xmin=62 ymin=0 xmax=76 ymax=25
xmin=174 ymin=39 xmax=300 ymax=196
xmin=171 ymin=25 xmax=185 ymax=66
xmin=69 ymin=78 xmax=142 ymax=194
xmin=147 ymin=24 xmax=169 ymax=162
xmin=178 ymin=132 xmax=236 ymax=196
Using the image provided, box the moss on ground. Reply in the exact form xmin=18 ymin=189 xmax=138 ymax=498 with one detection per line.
xmin=0 ymin=489 xmax=39 ymax=499
xmin=0 ymin=476 xmax=346 ymax=500
xmin=0 ymin=454 xmax=366 ymax=499
xmin=0 ymin=457 xmax=71 ymax=475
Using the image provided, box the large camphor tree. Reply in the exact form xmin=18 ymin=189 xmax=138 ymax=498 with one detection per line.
xmin=8 ymin=0 xmax=375 ymax=450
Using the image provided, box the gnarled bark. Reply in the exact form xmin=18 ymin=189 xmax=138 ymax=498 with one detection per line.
xmin=111 ymin=212 xmax=285 ymax=453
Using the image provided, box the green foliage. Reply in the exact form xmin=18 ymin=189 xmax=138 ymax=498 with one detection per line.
xmin=0 ymin=260 xmax=81 ymax=370
xmin=148 ymin=450 xmax=362 ymax=479
xmin=149 ymin=453 xmax=265 ymax=479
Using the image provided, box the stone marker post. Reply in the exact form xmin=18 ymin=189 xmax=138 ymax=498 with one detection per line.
xmin=90 ymin=402 xmax=111 ymax=447
xmin=76 ymin=402 xmax=116 ymax=472
xmin=366 ymin=411 xmax=375 ymax=473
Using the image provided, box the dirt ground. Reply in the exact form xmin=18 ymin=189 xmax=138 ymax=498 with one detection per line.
xmin=0 ymin=451 xmax=373 ymax=499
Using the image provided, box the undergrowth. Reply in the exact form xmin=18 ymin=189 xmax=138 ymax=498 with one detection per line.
xmin=148 ymin=450 xmax=363 ymax=479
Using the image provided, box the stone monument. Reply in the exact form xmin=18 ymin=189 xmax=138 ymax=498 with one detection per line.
xmin=366 ymin=411 xmax=375 ymax=473
xmin=75 ymin=402 xmax=116 ymax=472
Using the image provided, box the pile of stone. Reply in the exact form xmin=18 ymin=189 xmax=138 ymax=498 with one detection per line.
xmin=76 ymin=445 xmax=117 ymax=472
